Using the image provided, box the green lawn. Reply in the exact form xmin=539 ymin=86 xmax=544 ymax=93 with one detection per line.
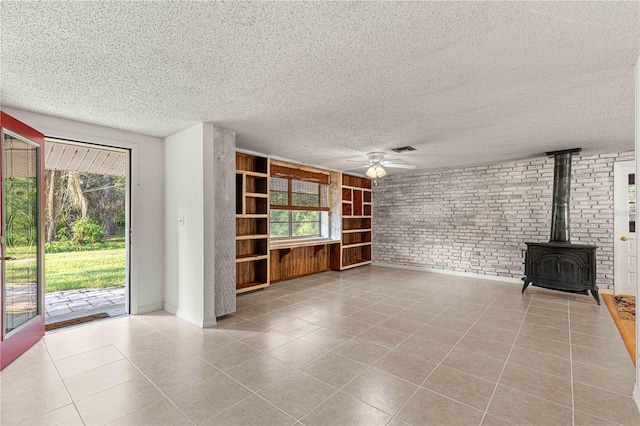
xmin=45 ymin=249 xmax=125 ymax=292
xmin=4 ymin=237 xmax=126 ymax=292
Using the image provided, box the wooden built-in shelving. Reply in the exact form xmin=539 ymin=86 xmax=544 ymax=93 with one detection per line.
xmin=339 ymin=174 xmax=372 ymax=270
xmin=236 ymin=152 xmax=270 ymax=293
xmin=270 ymin=240 xmax=340 ymax=283
xmin=235 ymin=155 xmax=372 ymax=292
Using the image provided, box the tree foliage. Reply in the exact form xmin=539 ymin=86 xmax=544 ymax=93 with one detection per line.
xmin=44 ymin=170 xmax=126 ymax=243
xmin=72 ymin=217 xmax=104 ymax=245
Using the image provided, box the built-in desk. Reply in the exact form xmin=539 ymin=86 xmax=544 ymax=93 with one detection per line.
xmin=269 ymin=239 xmax=341 ymax=283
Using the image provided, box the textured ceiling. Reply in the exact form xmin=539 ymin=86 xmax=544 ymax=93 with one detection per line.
xmin=1 ymin=2 xmax=638 ymax=173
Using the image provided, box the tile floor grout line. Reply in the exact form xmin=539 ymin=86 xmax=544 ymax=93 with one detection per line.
xmin=385 ymin=287 xmax=510 ymax=426
xmin=260 ymin=376 xmax=339 ymax=424
xmin=568 ymin=301 xmax=576 ymax=426
xmin=257 ymin=283 xmax=474 ymax=424
xmin=15 ymin=270 xmax=634 ymax=426
xmin=120 ymin=372 xmax=196 ymax=424
xmin=100 ymin=331 xmax=198 ymax=426
xmin=477 ymin=287 xmax=535 ymax=426
xmin=191 ymin=342 xmax=313 ymax=424
xmin=39 ymin=340 xmax=88 ymax=426
xmin=573 ymin=408 xmax=626 ymax=426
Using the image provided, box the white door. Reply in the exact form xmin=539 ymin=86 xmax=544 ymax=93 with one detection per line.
xmin=614 ymin=160 xmax=637 ymax=296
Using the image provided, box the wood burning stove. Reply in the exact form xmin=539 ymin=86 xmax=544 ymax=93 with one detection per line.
xmin=522 ymin=148 xmax=599 ymax=304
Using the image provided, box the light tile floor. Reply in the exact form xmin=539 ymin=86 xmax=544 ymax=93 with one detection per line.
xmin=1 ymin=265 xmax=639 ymax=425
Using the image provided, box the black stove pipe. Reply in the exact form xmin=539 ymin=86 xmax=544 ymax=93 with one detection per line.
xmin=547 ymin=148 xmax=581 ymax=243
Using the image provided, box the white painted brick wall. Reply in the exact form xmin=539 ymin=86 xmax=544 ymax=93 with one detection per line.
xmin=372 ymin=152 xmax=634 ymax=289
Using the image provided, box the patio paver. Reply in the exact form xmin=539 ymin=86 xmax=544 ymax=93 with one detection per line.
xmin=45 ymin=286 xmax=126 ymax=320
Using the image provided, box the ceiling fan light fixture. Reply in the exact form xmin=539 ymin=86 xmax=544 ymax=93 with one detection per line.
xmin=366 ymin=164 xmax=387 ymax=178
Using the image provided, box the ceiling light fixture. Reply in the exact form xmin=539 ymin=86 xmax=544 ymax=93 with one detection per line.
xmin=366 ymin=164 xmax=387 ymax=178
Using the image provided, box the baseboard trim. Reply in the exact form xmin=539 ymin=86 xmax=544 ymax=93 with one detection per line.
xmin=203 ymin=317 xmax=217 ymax=327
xmin=162 ymin=302 xmax=177 ymax=316
xmin=162 ymin=303 xmax=215 ymax=328
xmin=136 ymin=303 xmax=163 ymax=314
xmin=372 ymin=261 xmax=523 ymax=284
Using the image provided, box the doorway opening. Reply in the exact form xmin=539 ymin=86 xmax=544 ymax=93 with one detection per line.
xmin=43 ymin=139 xmax=130 ymax=329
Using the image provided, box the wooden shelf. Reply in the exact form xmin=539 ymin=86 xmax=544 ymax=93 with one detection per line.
xmin=270 ymin=239 xmax=340 ymax=250
xmin=342 ymin=242 xmax=372 ymax=249
xmin=236 ymin=282 xmax=270 ymax=293
xmin=236 ymin=152 xmax=270 ymax=293
xmin=236 ymin=234 xmax=269 ymax=240
xmin=340 ymin=174 xmax=373 ymax=270
xmin=341 ymin=260 xmax=372 ymax=270
xmin=341 ymin=185 xmax=373 ymax=191
xmin=342 ymin=229 xmax=370 ymax=234
xmin=241 ymin=171 xmax=269 ymax=178
xmin=236 ymin=153 xmax=268 ymax=174
xmin=236 ymin=254 xmax=269 ymax=262
xmin=343 ymin=217 xmax=372 ymax=231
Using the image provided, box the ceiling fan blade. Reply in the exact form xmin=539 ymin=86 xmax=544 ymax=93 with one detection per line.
xmin=380 ymin=158 xmax=407 ymax=165
xmin=382 ymin=163 xmax=416 ymax=169
xmin=346 ymin=159 xmax=369 ymax=163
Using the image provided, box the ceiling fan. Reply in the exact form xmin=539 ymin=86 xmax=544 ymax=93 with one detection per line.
xmin=348 ymin=152 xmax=416 ymax=181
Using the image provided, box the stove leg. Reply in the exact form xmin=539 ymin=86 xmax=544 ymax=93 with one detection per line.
xmin=590 ymin=288 xmax=600 ymax=305
xmin=521 ymin=280 xmax=531 ymax=294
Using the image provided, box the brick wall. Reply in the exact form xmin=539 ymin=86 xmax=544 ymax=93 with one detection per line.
xmin=372 ymin=152 xmax=634 ymax=289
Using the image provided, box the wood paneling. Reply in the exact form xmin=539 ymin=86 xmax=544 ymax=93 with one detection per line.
xmin=237 ymin=238 xmax=268 ymax=258
xmin=246 ymin=175 xmax=268 ymax=194
xmin=236 ymin=153 xmax=268 ymax=174
xmin=342 ymin=245 xmax=372 ymax=268
xmin=246 ymin=196 xmax=268 ymax=215
xmin=237 ymin=259 xmax=269 ymax=289
xmin=270 ymin=243 xmax=338 ymax=282
xmin=353 ymin=190 xmax=363 ymax=216
xmin=343 ymin=217 xmax=371 ymax=230
xmin=236 ymin=217 xmax=268 ymax=236
xmin=342 ymin=174 xmax=372 ymax=189
xmin=342 ymin=231 xmax=371 ymax=246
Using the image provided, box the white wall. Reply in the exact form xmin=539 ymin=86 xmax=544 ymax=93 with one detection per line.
xmin=164 ymin=124 xmax=207 ymax=326
xmin=163 ymin=123 xmax=236 ymax=327
xmin=4 ymin=108 xmax=165 ymax=314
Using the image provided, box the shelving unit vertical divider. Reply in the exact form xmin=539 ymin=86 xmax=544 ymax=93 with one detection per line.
xmin=235 ymin=152 xmax=270 ymax=293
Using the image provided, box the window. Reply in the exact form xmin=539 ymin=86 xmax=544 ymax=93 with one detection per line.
xmin=270 ymin=210 xmax=321 ymax=238
xmin=269 ymin=166 xmax=329 ymax=239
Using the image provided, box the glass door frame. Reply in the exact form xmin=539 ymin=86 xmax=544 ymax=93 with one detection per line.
xmin=43 ymin=137 xmax=132 ymax=322
xmin=0 ymin=111 xmax=45 ymax=370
